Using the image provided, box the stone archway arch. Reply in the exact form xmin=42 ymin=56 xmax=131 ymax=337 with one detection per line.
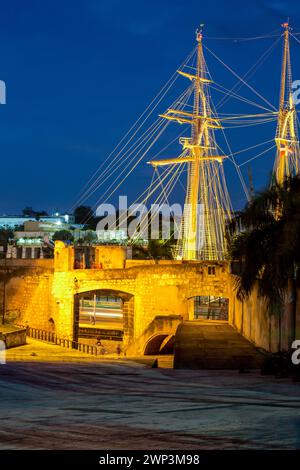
xmin=144 ymin=334 xmax=169 ymax=355
xmin=144 ymin=333 xmax=176 ymax=355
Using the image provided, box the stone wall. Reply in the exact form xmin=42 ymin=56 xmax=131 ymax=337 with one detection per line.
xmin=51 ymin=258 xmax=230 ymax=353
xmin=228 ymin=276 xmax=300 ymax=352
xmin=3 ymin=243 xmax=298 ymax=355
xmin=0 ymin=328 xmax=27 ymax=349
xmin=0 ymin=259 xmax=55 ymax=331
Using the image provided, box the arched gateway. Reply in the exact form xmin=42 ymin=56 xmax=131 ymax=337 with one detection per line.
xmin=73 ymin=289 xmax=134 ymax=346
xmin=51 ymin=243 xmax=231 ymax=356
xmin=3 ymin=242 xmax=293 ymax=355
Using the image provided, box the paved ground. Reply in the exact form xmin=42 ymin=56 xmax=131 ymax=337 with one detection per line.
xmin=0 ymin=340 xmax=300 ymax=449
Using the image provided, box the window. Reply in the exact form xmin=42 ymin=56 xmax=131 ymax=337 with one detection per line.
xmin=208 ymin=266 xmax=216 ymax=275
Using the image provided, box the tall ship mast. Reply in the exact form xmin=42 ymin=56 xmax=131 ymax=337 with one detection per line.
xmin=274 ymin=22 xmax=300 ymax=185
xmin=74 ymin=23 xmax=300 ymax=255
xmin=149 ymin=28 xmax=232 ymax=261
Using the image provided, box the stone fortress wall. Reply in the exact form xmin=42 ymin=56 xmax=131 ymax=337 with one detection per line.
xmin=1 ymin=242 xmax=299 ymax=354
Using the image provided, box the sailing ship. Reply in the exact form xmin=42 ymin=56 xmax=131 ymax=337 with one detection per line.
xmin=73 ymin=22 xmax=300 ymax=262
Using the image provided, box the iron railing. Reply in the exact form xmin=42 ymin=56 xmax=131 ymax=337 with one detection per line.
xmin=20 ymin=326 xmax=103 ymax=357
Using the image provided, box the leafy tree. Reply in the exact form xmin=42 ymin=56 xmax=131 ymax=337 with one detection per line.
xmin=35 ymin=210 xmax=48 ymax=220
xmin=13 ymin=224 xmax=24 ymax=231
xmin=132 ymin=239 xmax=175 ymax=260
xmin=74 ymin=231 xmax=97 ymax=246
xmin=52 ymin=230 xmax=74 ymax=242
xmin=227 ymin=176 xmax=300 ymax=350
xmin=42 ymin=246 xmax=54 ymax=259
xmin=22 ymin=207 xmax=48 ymax=219
xmin=74 ymin=206 xmax=94 ymax=225
xmin=22 ymin=206 xmax=35 ymax=217
xmin=0 ymin=229 xmax=13 ymax=249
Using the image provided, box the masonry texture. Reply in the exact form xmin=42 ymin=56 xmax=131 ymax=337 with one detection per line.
xmin=1 ymin=242 xmax=299 ymax=355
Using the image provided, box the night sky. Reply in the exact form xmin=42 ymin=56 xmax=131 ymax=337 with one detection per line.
xmin=0 ymin=0 xmax=300 ymax=215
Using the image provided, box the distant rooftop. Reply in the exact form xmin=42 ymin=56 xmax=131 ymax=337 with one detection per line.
xmin=0 ymin=213 xmax=75 ymax=227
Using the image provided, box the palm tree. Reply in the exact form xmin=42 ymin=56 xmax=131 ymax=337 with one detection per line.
xmin=227 ymin=176 xmax=300 ymax=350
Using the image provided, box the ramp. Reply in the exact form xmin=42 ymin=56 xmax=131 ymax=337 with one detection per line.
xmin=174 ymin=321 xmax=265 ymax=369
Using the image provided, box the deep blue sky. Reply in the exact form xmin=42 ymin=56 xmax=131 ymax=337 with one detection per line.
xmin=0 ymin=0 xmax=299 ymax=215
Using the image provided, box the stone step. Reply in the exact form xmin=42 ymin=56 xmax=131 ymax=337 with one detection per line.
xmin=174 ymin=322 xmax=266 ymax=370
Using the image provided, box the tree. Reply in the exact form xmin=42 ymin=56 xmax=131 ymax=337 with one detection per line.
xmin=22 ymin=206 xmax=35 ymax=217
xmin=0 ymin=228 xmax=13 ymax=252
xmin=35 ymin=210 xmax=48 ymax=220
xmin=22 ymin=207 xmax=48 ymax=219
xmin=132 ymin=239 xmax=175 ymax=260
xmin=227 ymin=176 xmax=300 ymax=350
xmin=74 ymin=206 xmax=94 ymax=225
xmin=13 ymin=224 xmax=24 ymax=231
xmin=52 ymin=230 xmax=74 ymax=242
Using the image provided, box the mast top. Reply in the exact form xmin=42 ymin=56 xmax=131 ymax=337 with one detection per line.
xmin=281 ymin=21 xmax=292 ymax=31
xmin=196 ymin=24 xmax=204 ymax=42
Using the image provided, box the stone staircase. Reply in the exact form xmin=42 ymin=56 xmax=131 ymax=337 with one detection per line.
xmin=174 ymin=321 xmax=266 ymax=370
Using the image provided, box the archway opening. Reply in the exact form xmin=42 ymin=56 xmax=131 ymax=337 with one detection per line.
xmin=144 ymin=334 xmax=175 ymax=355
xmin=159 ymin=335 xmax=175 ymax=354
xmin=79 ymin=293 xmax=123 ymax=331
xmin=48 ymin=317 xmax=55 ymax=332
xmin=74 ymin=289 xmax=133 ymax=352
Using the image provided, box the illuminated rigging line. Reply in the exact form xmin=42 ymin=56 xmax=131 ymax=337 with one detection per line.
xmin=75 ymin=118 xmax=164 ymax=209
xmin=119 ymin=152 xmax=185 ymax=225
xmin=208 ymin=72 xmax=250 ymax=202
xmin=204 ymin=44 xmax=277 ymax=111
xmin=74 ymin=26 xmax=300 ymax=248
xmin=238 ymin=144 xmax=276 ymax=167
xmin=119 ymin=163 xmax=175 ymax=231
xmin=205 ymin=29 xmax=281 ymax=41
xmin=77 ymin=84 xmax=194 ymax=210
xmin=130 ymin=163 xmax=185 ymax=241
xmin=146 ymin=164 xmax=185 ymax=230
xmin=154 ymin=164 xmax=186 ymax=238
xmin=223 ymin=118 xmax=278 ymax=129
xmin=215 ymin=35 xmax=282 ymax=110
xmin=290 ymin=33 xmax=300 ymax=44
xmin=229 ymin=138 xmax=275 ymax=157
xmin=71 ymin=47 xmax=197 ymax=211
xmin=80 ymin=119 xmax=165 ymax=200
xmin=218 ymin=112 xmax=277 ymax=120
xmin=91 ymin=120 xmax=171 ymax=212
xmin=90 ymin=85 xmax=194 ymax=207
xmin=211 ymin=83 xmax=274 ymax=112
xmin=87 ymin=35 xmax=278 ymax=224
